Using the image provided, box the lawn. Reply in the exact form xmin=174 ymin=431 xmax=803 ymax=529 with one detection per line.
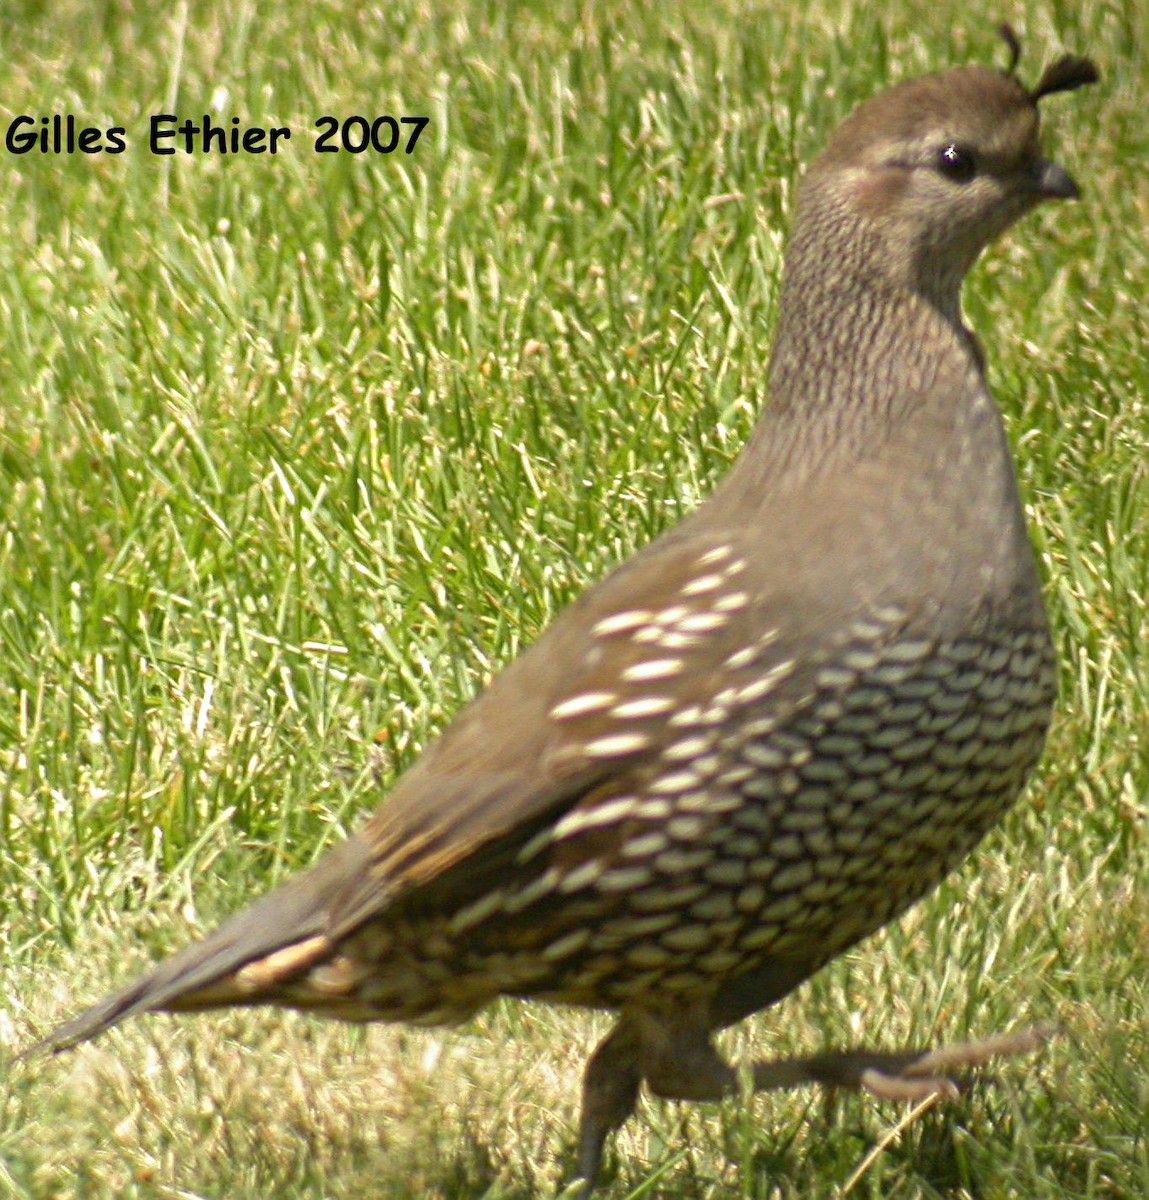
xmin=0 ymin=1 xmax=1146 ymax=1196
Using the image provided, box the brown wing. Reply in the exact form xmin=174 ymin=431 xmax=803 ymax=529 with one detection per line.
xmin=324 ymin=526 xmax=770 ymax=937
xmin=30 ymin=526 xmax=768 ymax=1052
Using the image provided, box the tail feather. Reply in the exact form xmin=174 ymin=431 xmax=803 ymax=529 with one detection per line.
xmin=28 ymin=835 xmax=372 ymax=1056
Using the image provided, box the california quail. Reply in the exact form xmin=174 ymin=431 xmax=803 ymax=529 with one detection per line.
xmin=33 ymin=34 xmax=1097 ymax=1194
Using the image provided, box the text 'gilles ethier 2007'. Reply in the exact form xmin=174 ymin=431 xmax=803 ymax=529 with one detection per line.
xmin=5 ymin=114 xmax=431 ymax=156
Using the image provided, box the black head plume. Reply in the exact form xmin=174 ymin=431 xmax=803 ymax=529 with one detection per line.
xmin=999 ymin=23 xmax=1022 ymax=76
xmin=997 ymin=23 xmax=1099 ymax=102
xmin=1030 ymin=54 xmax=1100 ymax=101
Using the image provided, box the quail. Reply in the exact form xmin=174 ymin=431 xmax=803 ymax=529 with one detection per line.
xmin=32 ymin=34 xmax=1097 ymax=1195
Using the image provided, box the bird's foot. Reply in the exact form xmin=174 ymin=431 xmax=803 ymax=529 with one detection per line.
xmin=749 ymin=1021 xmax=1060 ymax=1100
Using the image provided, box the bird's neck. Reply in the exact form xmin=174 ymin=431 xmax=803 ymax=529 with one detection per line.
xmin=694 ymin=216 xmax=1041 ymax=634
xmin=724 ymin=212 xmax=987 ymax=500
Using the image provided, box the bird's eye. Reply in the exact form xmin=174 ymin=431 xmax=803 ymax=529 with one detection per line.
xmin=936 ymin=143 xmax=977 ymax=183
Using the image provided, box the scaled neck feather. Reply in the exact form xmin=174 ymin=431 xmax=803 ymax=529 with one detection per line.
xmin=721 ymin=193 xmax=988 ymax=504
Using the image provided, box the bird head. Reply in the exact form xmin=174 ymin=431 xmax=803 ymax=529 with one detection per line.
xmin=797 ymin=33 xmax=1098 ymax=315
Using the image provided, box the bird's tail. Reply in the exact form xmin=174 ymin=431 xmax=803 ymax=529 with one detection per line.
xmin=26 ymin=836 xmax=371 ymax=1056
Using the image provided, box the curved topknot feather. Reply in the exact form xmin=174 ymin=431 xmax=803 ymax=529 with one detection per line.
xmin=997 ymin=24 xmax=1098 ymax=104
xmin=999 ymin=23 xmax=1022 ymax=77
xmin=1030 ymin=54 xmax=1100 ymax=101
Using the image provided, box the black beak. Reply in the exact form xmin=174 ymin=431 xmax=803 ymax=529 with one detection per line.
xmin=1033 ymin=158 xmax=1080 ymax=200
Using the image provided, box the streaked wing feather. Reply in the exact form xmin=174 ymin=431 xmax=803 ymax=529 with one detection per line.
xmin=324 ymin=528 xmax=766 ymax=936
xmin=30 ymin=837 xmax=372 ymax=1054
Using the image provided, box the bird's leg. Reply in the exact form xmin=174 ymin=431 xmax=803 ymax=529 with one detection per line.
xmin=637 ymin=1015 xmax=738 ymax=1102
xmin=572 ymin=1013 xmax=737 ymax=1195
xmin=747 ymin=1022 xmax=1058 ymax=1101
xmin=572 ymin=1017 xmax=1053 ymax=1193
xmin=575 ymin=1019 xmax=643 ymax=1198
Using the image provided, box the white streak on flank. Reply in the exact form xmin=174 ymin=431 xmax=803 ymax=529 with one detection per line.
xmin=841 ymin=647 xmax=881 ymax=672
xmin=501 ymin=868 xmax=563 ymax=912
xmin=713 ymin=591 xmax=751 ymax=612
xmin=635 ymin=797 xmax=673 ymax=819
xmin=677 ymin=612 xmax=729 ymax=633
xmin=661 ymin=734 xmax=714 ymax=761
xmin=681 ymin=573 xmax=725 ymax=596
xmin=593 ymin=610 xmax=655 ymax=637
xmin=597 ymin=865 xmax=655 ymax=893
xmin=631 ymin=627 xmax=663 ymax=644
xmin=849 ymin=619 xmax=890 ymax=642
xmin=622 ymin=830 xmax=670 ymax=857
xmin=447 ymin=889 xmax=508 ymax=934
xmin=553 ymin=796 xmax=640 ymax=840
xmin=647 ymin=769 xmax=703 ymax=795
xmin=582 ymin=732 xmax=653 ymax=758
xmin=549 ymin=691 xmax=617 ymax=720
xmin=557 ymin=860 xmax=607 ymax=892
xmin=696 ymin=545 xmax=733 ymax=565
xmin=724 ymin=645 xmax=759 ymax=670
xmin=883 ymin=638 xmax=934 ymax=663
xmin=722 ymin=558 xmax=748 ymax=576
xmin=658 ymin=633 xmax=704 ymax=650
xmin=610 ymin=696 xmax=676 ymax=719
xmin=623 ymin=658 xmax=685 ymax=682
xmin=742 ymin=742 xmax=786 ymax=768
xmin=735 ymin=661 xmax=795 ymax=704
xmin=680 ymin=789 xmax=742 ymax=813
xmin=816 ymin=666 xmax=855 ymax=688
xmin=515 ymin=825 xmax=554 ymax=864
xmin=738 ymin=716 xmax=778 ymax=738
xmin=540 ymin=928 xmax=592 ymax=960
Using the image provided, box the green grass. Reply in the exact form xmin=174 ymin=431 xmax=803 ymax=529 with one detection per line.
xmin=1 ymin=0 xmax=1146 ymax=1196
